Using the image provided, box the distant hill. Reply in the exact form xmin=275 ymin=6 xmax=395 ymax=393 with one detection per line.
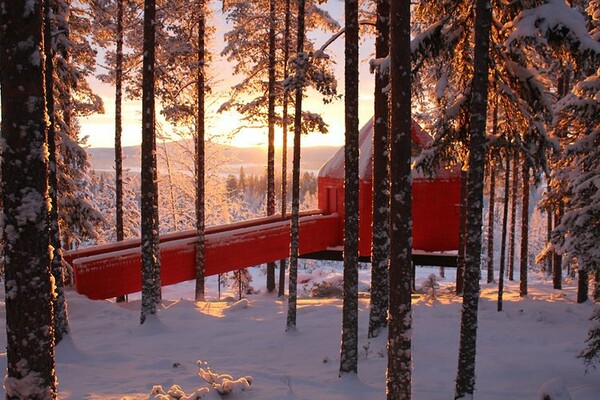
xmin=87 ymin=141 xmax=339 ymax=175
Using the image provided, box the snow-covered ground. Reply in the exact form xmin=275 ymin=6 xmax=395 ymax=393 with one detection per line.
xmin=1 ymin=264 xmax=599 ymax=399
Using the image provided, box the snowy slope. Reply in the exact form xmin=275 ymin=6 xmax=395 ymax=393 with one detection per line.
xmin=0 ymin=266 xmax=598 ymax=399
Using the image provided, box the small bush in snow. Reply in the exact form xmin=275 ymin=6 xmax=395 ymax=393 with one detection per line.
xmin=148 ymin=384 xmax=208 ymax=400
xmin=420 ymin=274 xmax=440 ymax=299
xmin=310 ymin=280 xmax=343 ymax=298
xmin=197 ymin=360 xmax=253 ymax=396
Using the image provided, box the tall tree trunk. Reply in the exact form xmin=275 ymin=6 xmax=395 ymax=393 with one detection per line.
xmin=593 ymin=269 xmax=600 ymax=302
xmin=368 ymin=0 xmax=391 ymax=340
xmin=115 ymin=0 xmax=127 ymax=303
xmin=1 ymin=1 xmax=58 ymax=397
xmin=340 ymin=0 xmax=360 ymax=376
xmin=519 ymin=162 xmax=530 ymax=297
xmin=45 ymin=0 xmax=69 ymax=343
xmin=387 ymin=0 xmax=412 ymax=397
xmin=141 ymin=0 xmax=161 ymax=324
xmin=486 ymin=98 xmax=498 ymax=284
xmin=456 ymin=169 xmax=467 ymax=295
xmin=454 ymin=0 xmax=492 ymax=398
xmin=498 ymin=151 xmax=510 ymax=312
xmin=487 ymin=160 xmax=496 ymax=284
xmin=553 ymin=207 xmax=563 ymax=290
xmin=279 ymin=0 xmax=292 ymax=298
xmin=286 ymin=0 xmax=306 ymax=331
xmin=266 ymin=0 xmax=277 ymax=293
xmin=578 ymin=268 xmax=589 ymax=304
xmin=508 ymin=149 xmax=519 ymax=281
xmin=546 ymin=209 xmax=553 ymax=276
xmin=195 ymin=0 xmax=206 ymax=302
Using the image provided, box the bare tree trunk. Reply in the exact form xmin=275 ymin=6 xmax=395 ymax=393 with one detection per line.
xmin=278 ymin=0 xmax=292 ymax=298
xmin=546 ymin=209 xmax=553 ymax=276
xmin=578 ymin=268 xmax=589 ymax=304
xmin=486 ymin=160 xmax=496 ymax=284
xmin=340 ymin=0 xmax=360 ymax=376
xmin=553 ymin=208 xmax=563 ymax=290
xmin=456 ymin=169 xmax=467 ymax=295
xmin=498 ymin=151 xmax=510 ymax=311
xmin=115 ymin=0 xmax=127 ymax=303
xmin=519 ymin=162 xmax=530 ymax=296
xmin=1 ymin=1 xmax=58 ymax=396
xmin=368 ymin=0 xmax=390 ymax=340
xmin=386 ymin=0 xmax=412 ymax=397
xmin=508 ymin=149 xmax=519 ymax=281
xmin=266 ymin=0 xmax=277 ymax=293
xmin=594 ymin=269 xmax=600 ymax=302
xmin=141 ymin=0 xmax=161 ymax=324
xmin=454 ymin=0 xmax=492 ymax=397
xmin=286 ymin=0 xmax=306 ymax=331
xmin=195 ymin=0 xmax=206 ymax=302
xmin=45 ymin=0 xmax=69 ymax=343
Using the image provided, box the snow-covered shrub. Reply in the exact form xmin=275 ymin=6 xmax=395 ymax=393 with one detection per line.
xmin=309 ymin=279 xmax=343 ymax=298
xmin=420 ymin=274 xmax=440 ymax=299
xmin=148 ymin=384 xmax=209 ymax=400
xmin=229 ymin=269 xmax=254 ymax=300
xmin=148 ymin=360 xmax=253 ymax=399
xmin=197 ymin=360 xmax=253 ymax=395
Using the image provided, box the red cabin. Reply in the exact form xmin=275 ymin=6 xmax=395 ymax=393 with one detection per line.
xmin=65 ymin=118 xmax=461 ymax=300
xmin=317 ymin=118 xmax=461 ymax=257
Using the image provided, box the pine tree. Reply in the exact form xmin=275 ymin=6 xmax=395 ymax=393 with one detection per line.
xmin=266 ymin=0 xmax=277 ymax=293
xmin=1 ymin=1 xmax=58 ymax=396
xmin=386 ymin=0 xmax=413 ymax=397
xmin=368 ymin=0 xmax=390 ymax=340
xmin=486 ymin=157 xmax=496 ymax=284
xmin=45 ymin=0 xmax=69 ymax=341
xmin=278 ymin=0 xmax=292 ymax=298
xmin=195 ymin=0 xmax=207 ymax=302
xmin=339 ymin=0 xmax=359 ymax=377
xmin=508 ymin=150 xmax=519 ymax=281
xmin=498 ymin=150 xmax=510 ymax=312
xmin=140 ymin=0 xmax=161 ymax=324
xmin=519 ymin=160 xmax=530 ymax=297
xmin=454 ymin=0 xmax=492 ymax=397
xmin=286 ymin=0 xmax=306 ymax=331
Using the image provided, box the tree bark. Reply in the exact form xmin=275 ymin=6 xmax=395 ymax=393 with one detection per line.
xmin=508 ymin=149 xmax=519 ymax=281
xmin=286 ymin=0 xmax=306 ymax=331
xmin=340 ymin=0 xmax=360 ymax=376
xmin=498 ymin=151 xmax=510 ymax=312
xmin=519 ymin=162 xmax=530 ymax=297
xmin=278 ymin=0 xmax=292 ymax=298
xmin=45 ymin=0 xmax=69 ymax=343
xmin=456 ymin=169 xmax=467 ymax=295
xmin=141 ymin=0 xmax=161 ymax=324
xmin=266 ymin=0 xmax=277 ymax=293
xmin=553 ymin=208 xmax=563 ymax=290
xmin=115 ymin=0 xmax=127 ymax=304
xmin=195 ymin=0 xmax=206 ymax=302
xmin=486 ymin=160 xmax=496 ymax=284
xmin=368 ymin=0 xmax=391 ymax=340
xmin=386 ymin=0 xmax=412 ymax=397
xmin=578 ymin=268 xmax=589 ymax=304
xmin=454 ymin=0 xmax=492 ymax=398
xmin=1 ymin=1 xmax=58 ymax=396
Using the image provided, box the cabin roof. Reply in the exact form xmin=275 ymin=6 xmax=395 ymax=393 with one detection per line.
xmin=318 ymin=118 xmax=436 ymax=181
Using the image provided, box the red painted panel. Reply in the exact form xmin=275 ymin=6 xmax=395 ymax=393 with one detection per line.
xmin=319 ymin=175 xmax=461 ymax=256
xmin=71 ymin=213 xmax=340 ymax=300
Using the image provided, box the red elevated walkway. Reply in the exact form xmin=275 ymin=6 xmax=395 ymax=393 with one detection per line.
xmin=64 ymin=211 xmax=339 ymax=300
xmin=65 ymin=119 xmax=461 ymax=300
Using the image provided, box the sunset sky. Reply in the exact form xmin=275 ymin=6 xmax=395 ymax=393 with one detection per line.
xmin=79 ymin=1 xmax=377 ymax=149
